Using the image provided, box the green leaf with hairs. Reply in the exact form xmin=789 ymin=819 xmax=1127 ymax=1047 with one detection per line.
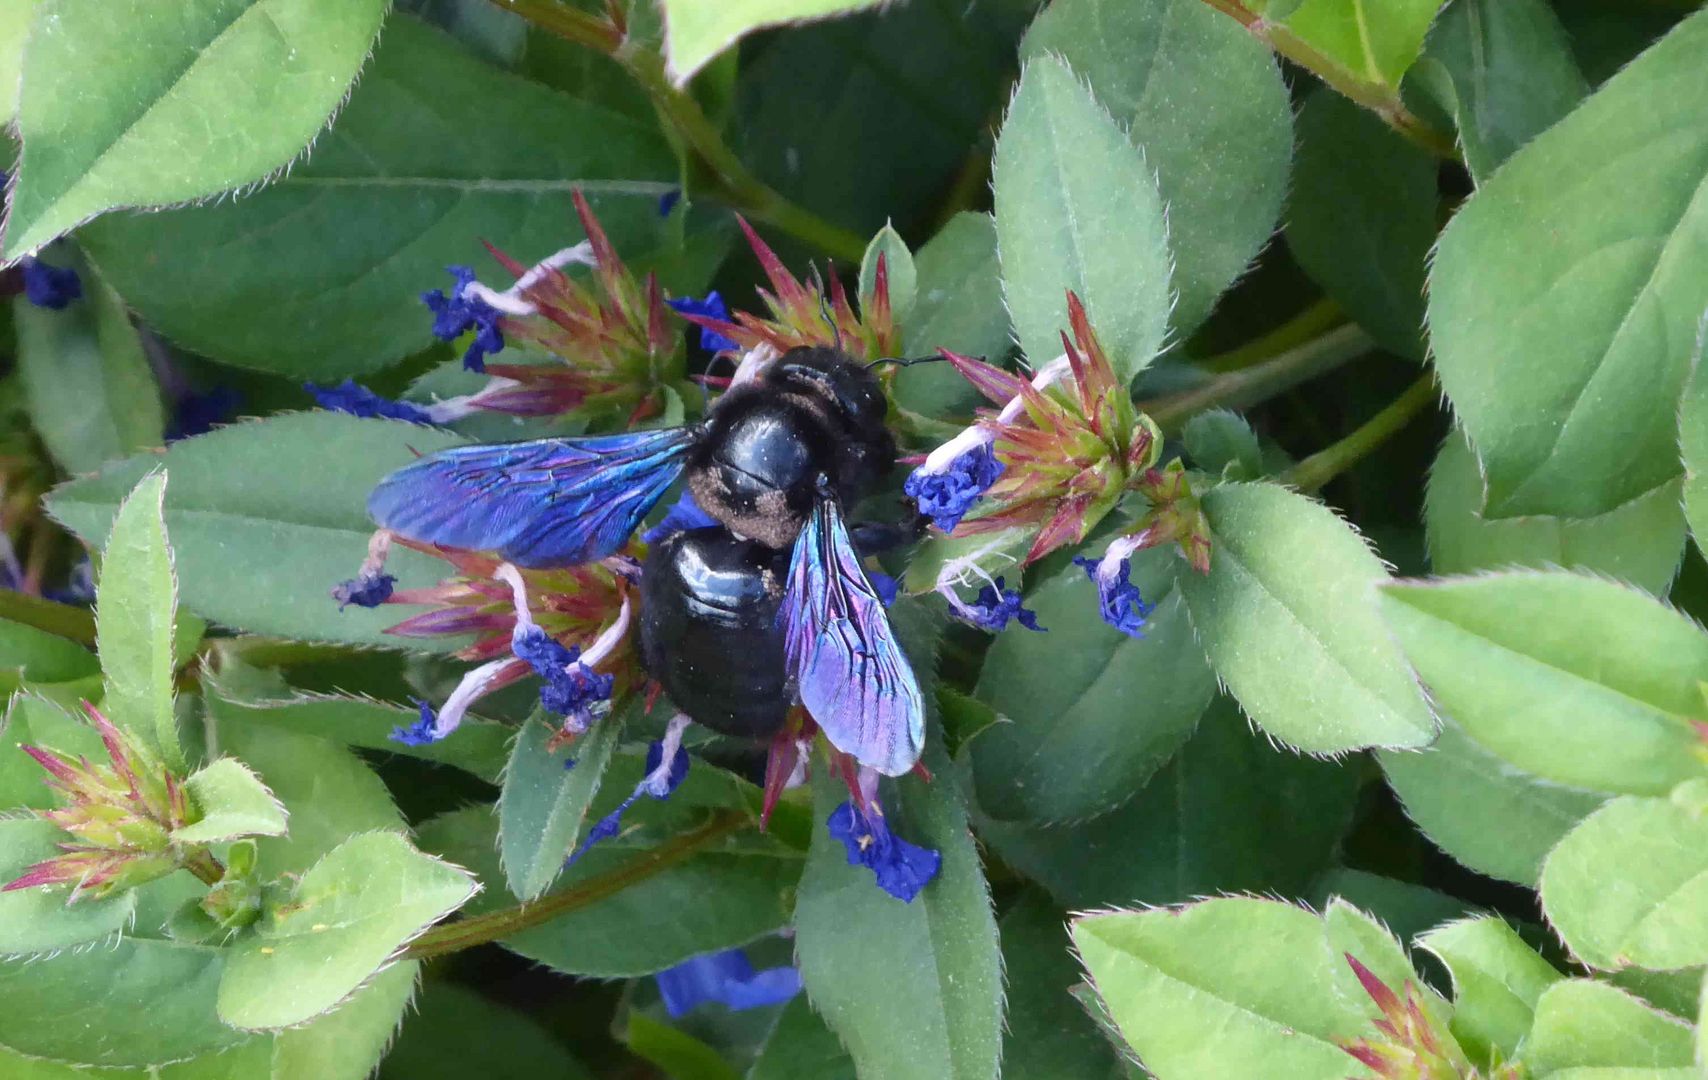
xmin=3 ymin=0 xmax=388 ymax=256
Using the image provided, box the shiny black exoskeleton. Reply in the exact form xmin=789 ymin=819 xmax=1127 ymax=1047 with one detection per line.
xmin=639 ymin=347 xmax=895 ymax=738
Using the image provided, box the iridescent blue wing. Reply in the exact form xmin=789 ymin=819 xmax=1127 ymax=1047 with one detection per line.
xmin=368 ymin=428 xmax=695 ymax=567
xmin=781 ymin=495 xmax=924 ymax=777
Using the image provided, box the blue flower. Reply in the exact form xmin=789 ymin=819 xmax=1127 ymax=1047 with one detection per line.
xmin=655 ymin=949 xmax=802 ymax=1018
xmin=826 ymin=801 xmax=940 ymax=902
xmin=657 ymin=189 xmax=682 ymax=217
xmin=1073 ymin=554 xmax=1151 ymax=638
xmin=949 ymin=577 xmax=1042 ymax=633
xmin=512 ymin=626 xmax=614 ymax=727
xmin=905 ymin=440 xmax=1005 ymax=533
xmin=308 ymin=380 xmax=436 ymax=425
xmin=20 ymin=257 xmax=82 ymax=309
xmin=331 ymin=571 xmax=396 ymax=610
xmin=868 ymin=570 xmax=899 ymax=607
xmin=391 ymin=699 xmax=442 ymax=746
xmin=665 ymin=291 xmax=741 ymax=353
xmin=641 ymin=490 xmax=719 ymax=544
xmin=422 ymin=266 xmax=505 ymax=371
xmin=567 ymin=734 xmax=692 ymax=865
xmin=166 ymin=386 xmax=241 ymax=441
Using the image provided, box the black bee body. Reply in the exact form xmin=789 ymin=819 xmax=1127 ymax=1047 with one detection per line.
xmin=685 ymin=348 xmax=895 ymax=548
xmin=369 ymin=343 xmax=923 ymax=769
xmin=638 ymin=529 xmax=793 ymax=738
xmin=640 ymin=347 xmax=894 ymax=739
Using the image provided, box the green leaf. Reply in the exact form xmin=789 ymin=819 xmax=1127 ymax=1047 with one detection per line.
xmin=794 ymin=756 xmax=1000 ymax=1080
xmin=205 ymin=685 xmax=512 ymax=783
xmin=1377 ymin=572 xmax=1708 ymax=796
xmin=218 ymin=722 xmax=404 ymax=878
xmin=0 ymin=619 xmax=97 ymax=687
xmin=1285 ymin=88 xmax=1435 ymax=359
xmin=380 ymin=979 xmax=594 ymax=1080
xmin=1417 ymin=916 xmax=1562 ymax=1065
xmin=1178 ymin=481 xmax=1436 ymax=753
xmin=268 ymin=962 xmax=419 ymax=1080
xmin=978 ymin=696 xmax=1360 ymax=909
xmin=1260 ymin=0 xmax=1445 ymax=89
xmin=1379 ymin=718 xmax=1604 ymax=886
xmin=1427 ymin=9 xmax=1708 ymax=518
xmin=1183 ymin=409 xmax=1264 ymax=481
xmin=173 ymin=756 xmax=288 ymax=844
xmin=499 ymin=710 xmax=623 ymax=901
xmin=0 ymin=936 xmax=245 ymax=1066
xmin=661 ymin=0 xmax=885 ymax=83
xmin=417 ymin=767 xmax=801 ymax=976
xmin=0 ymin=0 xmax=36 ymax=123
xmin=748 ymin=997 xmax=858 ymax=1080
xmin=14 ymin=256 xmax=164 ymax=475
xmin=1542 ymin=794 xmax=1708 ymax=972
xmin=80 ymin=15 xmax=681 ymax=379
xmin=859 ymin=221 xmax=915 ymax=326
xmin=96 ymin=470 xmax=182 ymax=770
xmin=1521 ymin=979 xmax=1695 ymax=1074
xmin=622 ymin=1012 xmax=743 ymax=1080
xmin=1411 ymin=0 xmax=1588 ymax=183
xmin=47 ymin=412 xmax=469 ymax=647
xmin=219 ymin=831 xmax=475 ymax=1030
xmin=1678 ymin=327 xmax=1708 ymax=563
xmin=896 ymin=212 xmax=1011 ymax=419
xmin=3 ymin=0 xmax=389 ymax=257
xmin=1309 ymin=869 xmax=1474 ymax=957
xmin=1021 ymin=0 xmax=1291 ymax=335
xmin=993 ymin=54 xmax=1172 ymax=379
xmin=970 ymin=550 xmax=1214 ymax=822
xmin=0 ymin=818 xmax=137 ymax=954
xmin=1071 ymin=897 xmax=1421 ymax=1078
xmin=732 ymin=5 xmax=1027 ymax=247
xmin=1427 ymin=428 xmax=1685 ymax=597
xmin=999 ymin=890 xmax=1123 ymax=1080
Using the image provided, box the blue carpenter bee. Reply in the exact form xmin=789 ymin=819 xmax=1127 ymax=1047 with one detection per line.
xmin=367 ymin=346 xmax=925 ymax=778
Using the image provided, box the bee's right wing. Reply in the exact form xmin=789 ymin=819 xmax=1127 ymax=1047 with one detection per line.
xmin=780 ymin=493 xmax=925 ymax=778
xmin=367 ymin=427 xmax=696 ymax=567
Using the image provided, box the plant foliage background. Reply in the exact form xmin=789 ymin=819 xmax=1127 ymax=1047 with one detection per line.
xmin=1 ymin=0 xmax=1707 ymax=1077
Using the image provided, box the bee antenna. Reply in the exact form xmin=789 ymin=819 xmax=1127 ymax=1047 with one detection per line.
xmin=865 ymin=355 xmax=952 ymax=370
xmin=810 ymin=266 xmax=844 ymax=350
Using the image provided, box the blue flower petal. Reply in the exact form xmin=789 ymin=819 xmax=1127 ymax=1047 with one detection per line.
xmin=657 ymin=189 xmax=682 ymax=218
xmin=868 ymin=570 xmax=899 ymax=608
xmin=953 ymin=576 xmax=1043 ymax=633
xmin=666 ymin=291 xmax=741 ymax=353
xmin=1073 ymin=555 xmax=1152 ymax=638
xmin=20 ymin=257 xmax=82 ymax=310
xmin=422 ymin=265 xmax=505 ymax=372
xmin=331 ymin=571 xmax=396 ymax=610
xmin=904 ymin=441 xmax=1005 ymax=533
xmin=656 ymin=949 xmax=802 ymax=1018
xmin=391 ymin=699 xmax=442 ymax=746
xmin=826 ymin=801 xmax=941 ymax=902
xmin=564 ymin=737 xmax=692 ymax=867
xmin=308 ymin=380 xmax=436 ymax=425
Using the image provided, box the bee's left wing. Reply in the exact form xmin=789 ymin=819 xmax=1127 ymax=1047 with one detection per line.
xmin=781 ymin=494 xmax=924 ymax=777
xmin=368 ymin=427 xmax=695 ymax=567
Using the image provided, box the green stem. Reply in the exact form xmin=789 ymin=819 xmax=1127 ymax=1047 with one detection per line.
xmin=0 ymin=590 xmax=96 ymax=646
xmin=1198 ymin=297 xmax=1346 ymax=374
xmin=1193 ymin=0 xmax=1459 ymax=160
xmin=1144 ymin=324 xmax=1375 ymax=432
xmin=1280 ymin=375 xmax=1437 ymax=493
xmin=404 ymin=810 xmax=750 ymax=961
xmin=182 ymin=848 xmax=226 ymax=887
xmin=490 ymin=0 xmax=867 ymax=263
